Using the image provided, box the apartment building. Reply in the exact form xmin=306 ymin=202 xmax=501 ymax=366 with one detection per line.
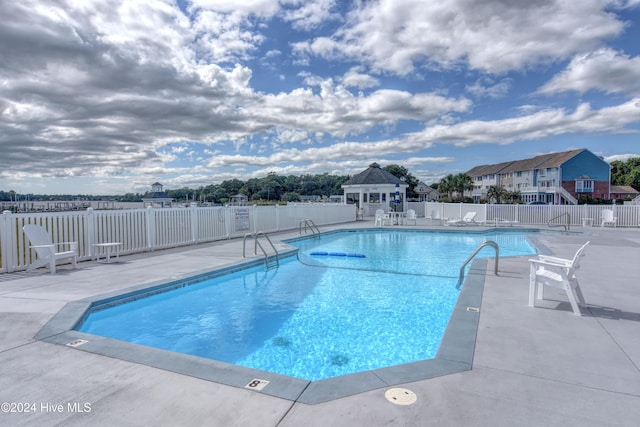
xmin=466 ymin=149 xmax=611 ymax=204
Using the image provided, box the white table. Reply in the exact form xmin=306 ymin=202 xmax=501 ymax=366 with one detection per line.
xmin=93 ymin=242 xmax=122 ymax=263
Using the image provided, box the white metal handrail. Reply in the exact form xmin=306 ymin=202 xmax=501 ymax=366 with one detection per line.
xmin=299 ymin=218 xmax=320 ymax=237
xmin=243 ymin=231 xmax=279 ymax=269
xmin=548 ymin=212 xmax=570 ymax=231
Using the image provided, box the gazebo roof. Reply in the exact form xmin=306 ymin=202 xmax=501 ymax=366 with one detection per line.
xmin=342 ymin=163 xmax=407 ymax=186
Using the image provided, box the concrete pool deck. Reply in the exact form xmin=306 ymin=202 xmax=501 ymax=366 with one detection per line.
xmin=1 ymin=220 xmax=639 ymax=426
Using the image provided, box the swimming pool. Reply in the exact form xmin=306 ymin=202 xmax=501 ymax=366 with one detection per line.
xmin=77 ymin=229 xmax=536 ymax=381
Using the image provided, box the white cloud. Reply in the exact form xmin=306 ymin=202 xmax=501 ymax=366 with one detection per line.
xmin=281 ymin=0 xmax=340 ymax=30
xmin=466 ymin=77 xmax=512 ymax=99
xmin=538 ymin=49 xmax=640 ymax=96
xmin=604 ymin=153 xmax=640 ymax=163
xmin=1 ymin=0 xmax=639 ymax=194
xmin=298 ymin=0 xmax=625 ymax=74
xmin=340 ymin=67 xmax=380 ymax=89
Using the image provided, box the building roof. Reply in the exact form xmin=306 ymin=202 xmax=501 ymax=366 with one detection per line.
xmin=143 ymin=192 xmax=171 ymax=199
xmin=415 ymin=183 xmax=438 ymax=195
xmin=468 ymin=149 xmax=589 ymax=176
xmin=610 ymin=185 xmax=639 ymax=194
xmin=342 ymin=162 xmax=408 ymax=186
xmin=468 ymin=161 xmax=515 ymax=176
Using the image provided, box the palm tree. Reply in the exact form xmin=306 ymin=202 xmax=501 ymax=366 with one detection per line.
xmin=438 ymin=173 xmax=473 ymax=201
xmin=454 ymin=173 xmax=474 ymax=199
xmin=438 ymin=174 xmax=456 ymax=200
xmin=486 ymin=185 xmax=506 ymax=204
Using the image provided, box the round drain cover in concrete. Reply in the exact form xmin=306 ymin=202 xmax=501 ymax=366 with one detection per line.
xmin=384 ymin=388 xmax=417 ymax=405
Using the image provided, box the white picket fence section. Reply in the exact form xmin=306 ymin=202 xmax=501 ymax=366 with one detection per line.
xmin=424 ymin=202 xmax=640 ymax=227
xmin=0 ymin=204 xmax=356 ymax=273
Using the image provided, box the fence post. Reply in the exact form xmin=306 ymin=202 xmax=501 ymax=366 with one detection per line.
xmin=1 ymin=210 xmax=15 ymax=273
xmin=190 ymin=205 xmax=198 ymax=244
xmin=86 ymin=208 xmax=96 ymax=259
xmin=146 ymin=206 xmax=156 ymax=251
xmin=227 ymin=206 xmax=233 ymax=238
xmin=251 ymin=205 xmax=257 ymax=235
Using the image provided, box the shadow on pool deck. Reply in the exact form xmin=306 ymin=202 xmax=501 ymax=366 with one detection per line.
xmin=1 ymin=220 xmax=640 ymax=426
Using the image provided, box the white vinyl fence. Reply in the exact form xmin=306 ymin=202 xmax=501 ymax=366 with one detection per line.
xmin=424 ymin=202 xmax=640 ymax=228
xmin=0 ymin=204 xmax=356 ymax=273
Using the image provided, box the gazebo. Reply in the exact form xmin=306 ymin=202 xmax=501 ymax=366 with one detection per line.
xmin=341 ymin=163 xmax=408 ymax=216
xmin=142 ymin=182 xmax=173 ymax=208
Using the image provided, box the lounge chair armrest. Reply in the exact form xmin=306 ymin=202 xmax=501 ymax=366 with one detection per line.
xmin=528 ymin=258 xmax=570 ymax=268
xmin=537 ymin=255 xmax=571 ymax=265
xmin=30 ymin=244 xmax=55 ymax=249
xmin=56 ymin=242 xmax=78 ymax=251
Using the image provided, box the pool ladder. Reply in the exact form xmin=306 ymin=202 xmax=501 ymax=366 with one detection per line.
xmin=548 ymin=212 xmax=571 ymax=231
xmin=456 ymin=241 xmax=499 ymax=289
xmin=243 ymin=231 xmax=279 ymax=270
xmin=299 ymin=218 xmax=320 ymax=238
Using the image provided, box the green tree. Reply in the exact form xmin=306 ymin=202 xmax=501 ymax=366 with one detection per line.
xmin=436 ymin=173 xmax=472 ymax=201
xmin=486 ymin=185 xmax=506 ymax=204
xmin=284 ymin=192 xmax=301 ymax=202
xmin=453 ymin=173 xmax=474 ymax=199
xmin=384 ymin=164 xmax=420 ymax=198
xmin=438 ymin=174 xmax=456 ymax=200
xmin=611 ymin=157 xmax=640 ymax=191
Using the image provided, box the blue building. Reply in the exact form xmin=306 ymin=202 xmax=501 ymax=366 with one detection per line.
xmin=467 ymin=149 xmax=611 ymax=204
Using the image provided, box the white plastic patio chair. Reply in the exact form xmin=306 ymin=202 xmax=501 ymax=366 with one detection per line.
xmin=405 ymin=209 xmax=417 ymax=225
xmin=601 ymin=209 xmax=617 ymax=227
xmin=23 ymin=224 xmax=78 ymax=274
xmin=374 ymin=209 xmax=389 ymax=227
xmin=528 ymin=241 xmax=589 ymax=316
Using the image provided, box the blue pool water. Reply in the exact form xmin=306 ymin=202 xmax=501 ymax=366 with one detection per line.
xmin=78 ymin=229 xmax=536 ymax=380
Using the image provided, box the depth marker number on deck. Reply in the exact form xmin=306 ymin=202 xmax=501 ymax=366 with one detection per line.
xmin=245 ymin=379 xmax=269 ymax=391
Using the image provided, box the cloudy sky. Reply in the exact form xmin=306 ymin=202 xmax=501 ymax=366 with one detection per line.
xmin=1 ymin=0 xmax=640 ymax=196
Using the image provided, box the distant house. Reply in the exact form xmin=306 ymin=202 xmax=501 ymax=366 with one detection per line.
xmin=142 ymin=182 xmax=173 ymax=208
xmin=466 ymin=148 xmax=611 ymax=204
xmin=414 ymin=181 xmax=439 ymax=201
xmin=610 ymin=185 xmax=638 ymax=200
xmin=341 ymin=162 xmax=408 ymax=215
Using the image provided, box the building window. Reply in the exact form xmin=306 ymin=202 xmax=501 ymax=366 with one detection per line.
xmin=576 ymin=179 xmax=594 ymax=193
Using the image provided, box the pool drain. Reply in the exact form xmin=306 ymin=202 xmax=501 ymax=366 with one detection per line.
xmin=272 ymin=336 xmax=291 ymax=346
xmin=66 ymin=339 xmax=88 ymax=348
xmin=330 ymin=354 xmax=349 ymax=366
xmin=384 ymin=388 xmax=417 ymax=405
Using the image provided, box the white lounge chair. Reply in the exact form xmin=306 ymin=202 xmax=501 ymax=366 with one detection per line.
xmin=446 ymin=211 xmax=477 ymax=226
xmin=528 ymin=241 xmax=589 ymax=316
xmin=23 ymin=224 xmax=78 ymax=274
xmin=601 ymin=209 xmax=617 ymax=227
xmin=405 ymin=209 xmax=417 ymax=225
